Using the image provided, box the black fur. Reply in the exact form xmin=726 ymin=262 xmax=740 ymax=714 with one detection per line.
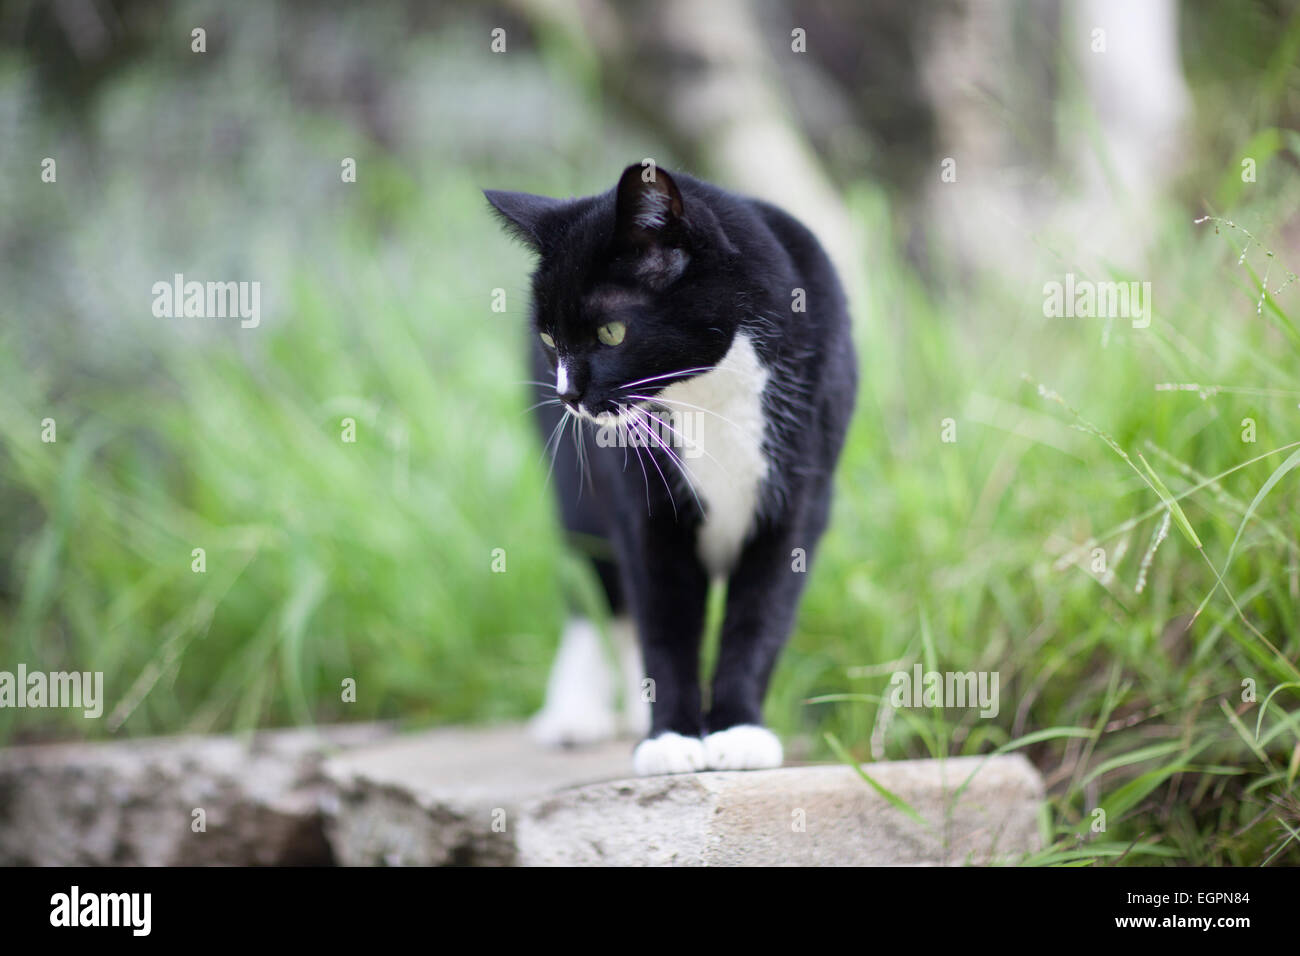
xmin=486 ymin=164 xmax=857 ymax=741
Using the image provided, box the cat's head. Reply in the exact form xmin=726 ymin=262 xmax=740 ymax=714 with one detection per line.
xmin=485 ymin=164 xmax=741 ymax=420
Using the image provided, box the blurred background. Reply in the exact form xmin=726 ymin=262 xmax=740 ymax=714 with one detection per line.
xmin=1 ymin=0 xmax=1299 ymax=865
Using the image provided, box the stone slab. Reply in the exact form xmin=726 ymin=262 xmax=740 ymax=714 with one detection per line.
xmin=516 ymin=755 xmax=1045 ymax=866
xmin=1 ymin=723 xmax=1046 ymax=867
xmin=321 ymin=723 xmax=635 ymax=865
xmin=0 ymin=723 xmax=391 ymax=865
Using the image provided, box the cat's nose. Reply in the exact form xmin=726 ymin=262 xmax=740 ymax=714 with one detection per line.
xmin=556 ymin=361 xmax=581 ymax=408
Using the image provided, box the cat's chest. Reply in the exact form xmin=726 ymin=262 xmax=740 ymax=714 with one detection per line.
xmin=658 ymin=333 xmax=770 ymax=576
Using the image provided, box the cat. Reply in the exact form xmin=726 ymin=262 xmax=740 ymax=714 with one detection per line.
xmin=486 ymin=163 xmax=857 ymax=774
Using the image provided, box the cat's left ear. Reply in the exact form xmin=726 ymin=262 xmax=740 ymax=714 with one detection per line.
xmin=483 ymin=189 xmax=567 ymax=252
xmin=613 ymin=164 xmax=690 ymax=287
xmin=614 ymin=164 xmax=686 ymax=247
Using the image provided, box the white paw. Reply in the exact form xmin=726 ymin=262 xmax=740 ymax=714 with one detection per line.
xmin=530 ymin=619 xmax=618 ymax=748
xmin=529 ymin=704 xmax=618 ymax=747
xmin=703 ymin=725 xmax=783 ymax=770
xmin=633 ymin=732 xmax=707 ymax=775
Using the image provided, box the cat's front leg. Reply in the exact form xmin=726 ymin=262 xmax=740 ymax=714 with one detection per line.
xmin=704 ymin=521 xmax=816 ymax=770
xmin=624 ymin=522 xmax=711 ymax=775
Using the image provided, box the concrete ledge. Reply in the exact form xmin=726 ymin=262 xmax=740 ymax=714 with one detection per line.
xmin=517 ymin=756 xmax=1044 ymax=866
xmin=1 ymin=724 xmax=1045 ymax=866
xmin=0 ymin=723 xmax=390 ymax=865
xmin=322 ymin=724 xmax=634 ymax=865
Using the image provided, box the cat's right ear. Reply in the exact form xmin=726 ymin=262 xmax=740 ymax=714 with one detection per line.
xmin=483 ymin=190 xmax=566 ymax=252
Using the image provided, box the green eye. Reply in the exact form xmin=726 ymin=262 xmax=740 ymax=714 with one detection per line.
xmin=539 ymin=331 xmax=556 ymax=349
xmin=597 ymin=322 xmax=626 ymax=346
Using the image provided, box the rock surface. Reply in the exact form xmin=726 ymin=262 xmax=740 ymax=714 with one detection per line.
xmin=0 ymin=723 xmax=389 ymax=865
xmin=516 ymin=755 xmax=1044 ymax=866
xmin=1 ymin=723 xmax=1045 ymax=866
xmin=322 ymin=724 xmax=633 ymax=865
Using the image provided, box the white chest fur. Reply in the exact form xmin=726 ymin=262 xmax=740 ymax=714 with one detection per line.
xmin=658 ymin=333 xmax=770 ymax=576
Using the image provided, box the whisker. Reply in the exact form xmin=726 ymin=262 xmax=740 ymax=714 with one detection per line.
xmin=635 ymin=407 xmax=704 ymax=515
xmin=628 ymin=412 xmax=678 ymax=520
xmin=626 ymin=416 xmax=653 ymax=517
xmin=634 ymin=404 xmax=730 ymax=479
xmin=626 ymin=393 xmax=747 ymax=437
xmin=577 ymin=413 xmax=591 ymax=500
xmin=570 ymin=412 xmax=585 ymax=502
xmin=522 ymin=398 xmax=563 ymax=415
xmin=540 ymin=412 xmax=567 ymax=490
xmin=615 ymin=366 xmax=727 ymax=391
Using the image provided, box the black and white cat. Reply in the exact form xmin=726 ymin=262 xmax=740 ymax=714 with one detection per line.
xmin=486 ymin=163 xmax=857 ymax=774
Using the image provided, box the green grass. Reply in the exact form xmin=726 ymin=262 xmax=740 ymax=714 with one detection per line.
xmin=1 ymin=7 xmax=1298 ymax=866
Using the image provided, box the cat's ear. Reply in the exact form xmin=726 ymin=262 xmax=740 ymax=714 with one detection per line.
xmin=614 ymin=164 xmax=685 ymax=247
xmin=483 ymin=189 xmax=567 ymax=252
xmin=613 ymin=164 xmax=690 ymax=287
